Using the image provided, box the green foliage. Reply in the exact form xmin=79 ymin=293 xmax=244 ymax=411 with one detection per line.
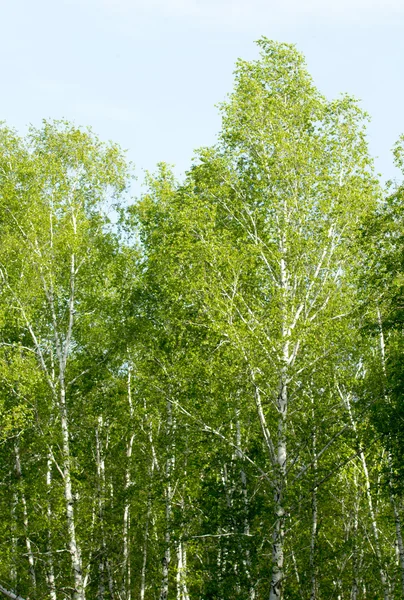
xmin=0 ymin=40 xmax=403 ymax=600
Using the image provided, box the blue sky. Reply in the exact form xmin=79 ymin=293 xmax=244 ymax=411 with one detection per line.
xmin=1 ymin=0 xmax=403 ymax=188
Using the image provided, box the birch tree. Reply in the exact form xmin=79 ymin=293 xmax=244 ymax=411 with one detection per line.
xmin=0 ymin=121 xmax=130 ymax=599
xmin=135 ymin=38 xmax=377 ymax=599
xmin=359 ymin=134 xmax=404 ymax=596
xmin=2 ymin=38 xmax=404 ymax=600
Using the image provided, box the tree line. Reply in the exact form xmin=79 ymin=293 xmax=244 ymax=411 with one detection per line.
xmin=0 ymin=38 xmax=403 ymax=600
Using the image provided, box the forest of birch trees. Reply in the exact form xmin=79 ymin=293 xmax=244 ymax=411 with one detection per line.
xmin=1 ymin=39 xmax=404 ymax=600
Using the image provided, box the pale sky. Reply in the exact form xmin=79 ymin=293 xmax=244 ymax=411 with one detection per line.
xmin=1 ymin=0 xmax=403 ymax=187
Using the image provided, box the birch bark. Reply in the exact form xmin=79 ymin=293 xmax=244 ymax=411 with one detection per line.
xmin=96 ymin=415 xmax=114 ymax=599
xmin=54 ymin=244 xmax=84 ymax=599
xmin=309 ymin=397 xmax=318 ymax=600
xmin=60 ymin=381 xmax=85 ymax=599
xmin=46 ymin=456 xmax=57 ymax=600
xmin=140 ymin=404 xmax=160 ymax=600
xmin=236 ymin=418 xmax=255 ymax=600
xmin=0 ymin=122 xmax=129 ymax=600
xmin=176 ymin=541 xmax=190 ymax=600
xmin=343 ymin=391 xmax=390 ymax=600
xmin=140 ymin=487 xmax=152 ymax=600
xmin=0 ymin=585 xmax=27 ymax=600
xmin=10 ymin=475 xmax=18 ymax=588
xmin=159 ymin=398 xmax=174 ymax=600
xmin=351 ymin=468 xmax=359 ymax=600
xmin=269 ymin=231 xmax=289 ymax=600
xmin=14 ymin=443 xmax=36 ymax=591
xmin=122 ymin=366 xmax=135 ymax=600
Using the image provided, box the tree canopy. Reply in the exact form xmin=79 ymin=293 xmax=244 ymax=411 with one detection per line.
xmin=0 ymin=39 xmax=403 ymax=600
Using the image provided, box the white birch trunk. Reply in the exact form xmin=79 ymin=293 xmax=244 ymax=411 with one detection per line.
xmin=181 ymin=543 xmax=190 ymax=600
xmin=236 ymin=418 xmax=255 ymax=599
xmin=14 ymin=443 xmax=36 ymax=591
xmin=269 ymin=304 xmax=289 ymax=600
xmin=122 ymin=366 xmax=135 ymax=600
xmin=160 ymin=493 xmax=171 ymax=600
xmin=269 ymin=225 xmax=291 ymax=600
xmin=291 ymin=552 xmax=302 ymax=597
xmin=95 ymin=415 xmax=109 ymax=600
xmin=140 ymin=408 xmax=160 ymax=600
xmin=351 ymin=469 xmax=359 ymax=600
xmin=175 ymin=481 xmax=190 ymax=600
xmin=59 ymin=381 xmax=85 ymax=600
xmin=217 ymin=543 xmax=223 ymax=593
xmin=309 ymin=398 xmax=318 ymax=600
xmin=46 ymin=456 xmax=57 ymax=600
xmin=176 ymin=542 xmax=190 ymax=600
xmin=98 ymin=562 xmax=105 ymax=600
xmin=10 ymin=483 xmax=18 ymax=588
xmin=159 ymin=399 xmax=174 ymax=600
xmin=140 ymin=489 xmax=152 ymax=600
xmin=57 ymin=249 xmax=84 ymax=599
xmin=36 ymin=239 xmax=85 ymax=598
xmin=344 ymin=393 xmax=390 ymax=600
xmin=0 ymin=585 xmax=27 ymax=600
xmin=359 ymin=447 xmax=389 ymax=600
xmin=122 ymin=480 xmax=132 ymax=598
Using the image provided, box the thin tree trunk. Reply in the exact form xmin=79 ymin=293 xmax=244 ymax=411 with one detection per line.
xmin=176 ymin=542 xmax=190 ymax=600
xmin=141 ymin=406 xmax=160 ymax=600
xmin=123 ymin=366 xmax=135 ymax=600
xmin=159 ymin=399 xmax=174 ymax=600
xmin=351 ymin=468 xmax=359 ymax=600
xmin=181 ymin=543 xmax=190 ymax=600
xmin=46 ymin=456 xmax=57 ymax=600
xmin=14 ymin=443 xmax=36 ymax=591
xmin=140 ymin=489 xmax=152 ymax=600
xmin=358 ymin=444 xmax=389 ymax=600
xmin=49 ymin=247 xmax=84 ymax=599
xmin=269 ymin=229 xmax=289 ymax=600
xmin=10 ymin=481 xmax=18 ymax=588
xmin=176 ymin=544 xmax=182 ymax=600
xmin=309 ymin=397 xmax=318 ymax=600
xmin=98 ymin=561 xmax=105 ymax=600
xmin=60 ymin=381 xmax=85 ymax=600
xmin=291 ymin=551 xmax=302 ymax=597
xmin=160 ymin=490 xmax=171 ymax=600
xmin=122 ymin=476 xmax=133 ymax=598
xmin=309 ymin=479 xmax=318 ymax=600
xmin=0 ymin=585 xmax=26 ymax=600
xmin=269 ymin=345 xmax=288 ymax=600
xmin=343 ymin=392 xmax=390 ymax=600
xmin=175 ymin=485 xmax=189 ymax=600
xmin=96 ymin=415 xmax=107 ymax=600
xmin=236 ymin=417 xmax=255 ymax=599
